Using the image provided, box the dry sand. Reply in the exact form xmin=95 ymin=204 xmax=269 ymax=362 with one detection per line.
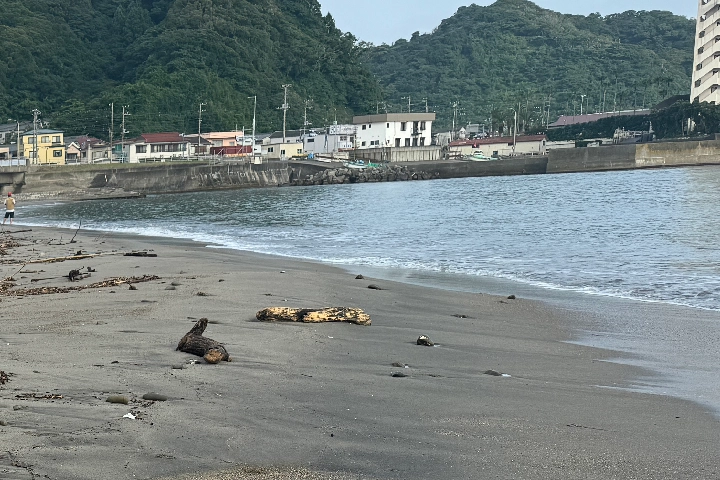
xmin=0 ymin=226 xmax=717 ymax=479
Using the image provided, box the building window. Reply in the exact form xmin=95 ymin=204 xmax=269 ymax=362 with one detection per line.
xmin=296 ymin=149 xmax=302 ymax=154
xmin=698 ymin=63 xmax=703 ymax=71
xmin=52 ymin=136 xmax=60 ymax=143
xmin=413 ymin=138 xmax=418 ymax=146
xmin=41 ymin=136 xmax=49 ymax=143
xmin=362 ymin=125 xmax=367 ymax=130
xmin=136 ymin=145 xmax=147 ymax=153
xmin=361 ymin=141 xmax=366 ymax=147
xmin=420 ymin=137 xmax=426 ymax=146
xmin=401 ymin=122 xmax=407 ymax=131
xmin=27 ymin=137 xmax=35 ymax=144
xmin=340 ymin=136 xmax=347 ymax=141
xmin=404 ymin=138 xmax=410 ymax=147
xmin=420 ymin=121 xmax=426 ymax=131
xmin=371 ymin=140 xmax=380 ymax=146
xmin=387 ymin=123 xmax=390 ymax=127
xmin=281 ymin=149 xmax=286 ymax=155
xmin=368 ymin=124 xmax=371 ymax=128
xmin=268 ymin=147 xmax=274 ymax=153
xmin=395 ymin=138 xmax=401 ymax=147
xmin=307 ymin=138 xmax=315 ymax=143
xmin=53 ymin=150 xmax=62 ymax=157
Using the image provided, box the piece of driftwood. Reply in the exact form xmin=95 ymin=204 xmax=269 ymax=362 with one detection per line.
xmin=124 ymin=252 xmax=157 ymax=257
xmin=176 ymin=318 xmax=231 ymax=364
xmin=256 ymin=307 xmax=371 ymax=326
xmin=1 ymin=275 xmax=159 ymax=296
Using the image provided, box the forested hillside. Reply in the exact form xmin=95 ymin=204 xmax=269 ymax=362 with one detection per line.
xmin=0 ymin=0 xmax=380 ymax=138
xmin=0 ymin=0 xmax=698 ymax=139
xmin=368 ymin=0 xmax=695 ymax=132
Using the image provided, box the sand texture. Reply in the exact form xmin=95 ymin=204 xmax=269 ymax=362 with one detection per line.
xmin=0 ymin=226 xmax=717 ymax=479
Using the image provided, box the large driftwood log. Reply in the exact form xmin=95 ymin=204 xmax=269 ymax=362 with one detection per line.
xmin=256 ymin=307 xmax=371 ymax=326
xmin=176 ymin=318 xmax=231 ymax=364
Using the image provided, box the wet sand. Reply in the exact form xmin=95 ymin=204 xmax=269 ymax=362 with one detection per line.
xmin=0 ymin=226 xmax=718 ymax=479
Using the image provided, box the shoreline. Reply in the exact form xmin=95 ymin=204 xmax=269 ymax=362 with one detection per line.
xmin=0 ymin=226 xmax=718 ymax=479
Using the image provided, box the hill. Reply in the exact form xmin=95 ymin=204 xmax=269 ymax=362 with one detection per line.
xmin=367 ymin=0 xmax=695 ymax=133
xmin=0 ymin=0 xmax=380 ymax=138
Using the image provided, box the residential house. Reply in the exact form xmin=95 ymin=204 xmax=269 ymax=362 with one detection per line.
xmin=262 ymin=142 xmax=303 ymax=160
xmin=65 ymin=136 xmax=111 ymax=163
xmin=21 ymin=129 xmax=66 ymax=164
xmin=449 ymin=135 xmax=547 ymax=158
xmin=302 ymin=125 xmax=356 ymax=158
xmin=123 ymin=133 xmax=189 ymax=163
xmin=65 ymin=141 xmax=81 ymax=163
xmin=353 ymin=113 xmax=435 ymax=149
xmin=0 ymin=121 xmax=31 ymax=146
xmin=183 ymin=134 xmax=214 ymax=156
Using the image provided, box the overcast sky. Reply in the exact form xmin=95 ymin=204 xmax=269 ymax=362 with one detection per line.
xmin=320 ymin=0 xmax=697 ymax=45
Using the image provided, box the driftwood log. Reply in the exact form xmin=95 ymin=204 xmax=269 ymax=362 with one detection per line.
xmin=176 ymin=318 xmax=231 ymax=363
xmin=256 ymin=307 xmax=371 ymax=326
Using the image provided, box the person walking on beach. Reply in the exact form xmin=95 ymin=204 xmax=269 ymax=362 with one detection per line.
xmin=3 ymin=192 xmax=16 ymax=225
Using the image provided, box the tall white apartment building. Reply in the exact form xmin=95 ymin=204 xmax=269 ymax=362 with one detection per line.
xmin=692 ymin=0 xmax=720 ymax=103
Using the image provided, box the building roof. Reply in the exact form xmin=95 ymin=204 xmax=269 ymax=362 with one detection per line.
xmin=548 ymin=110 xmax=650 ymax=128
xmin=352 ymin=113 xmax=436 ymax=124
xmin=449 ymin=135 xmax=547 ymax=147
xmin=22 ymin=128 xmax=63 ymax=135
xmin=183 ymin=134 xmax=213 ymax=145
xmin=269 ymin=130 xmax=303 ymax=139
xmin=136 ymin=132 xmax=186 ymax=144
xmin=202 ymin=131 xmax=244 ymax=140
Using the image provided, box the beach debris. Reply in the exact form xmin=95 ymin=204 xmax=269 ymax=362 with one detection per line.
xmin=15 ymin=393 xmax=63 ymax=400
xmin=0 ymin=275 xmax=160 ymax=296
xmin=124 ymin=251 xmax=157 ymax=257
xmin=25 ymin=252 xmax=103 ymax=264
xmin=87 ymin=267 xmax=96 ymax=272
xmin=164 ymin=286 xmax=176 ymax=290
xmin=171 ymin=281 xmax=182 ymax=286
xmin=453 ymin=314 xmax=469 ymax=318
xmin=68 ymin=267 xmax=91 ymax=281
xmin=176 ymin=318 xmax=231 ymax=364
xmin=256 ymin=307 xmax=371 ymax=326
xmin=171 ymin=364 xmax=185 ymax=370
xmin=123 ymin=412 xmax=136 ymax=419
xmin=106 ymin=395 xmax=129 ymax=405
xmin=129 ymin=284 xmax=137 ymax=290
xmin=417 ymin=335 xmax=434 ymax=346
xmin=355 ymin=274 xmax=364 ymax=279
xmin=280 ymin=270 xmax=286 ymax=274
xmin=391 ymin=362 xmax=409 ymax=368
xmin=0 ymin=419 xmax=7 ymax=426
xmin=0 ymin=370 xmax=8 ymax=385
xmin=196 ymin=291 xmax=210 ymax=296
xmin=484 ymin=369 xmax=511 ymax=377
xmin=507 ymin=295 xmax=516 ymax=300
xmin=142 ymin=393 xmax=168 ymax=401
xmin=391 ymin=371 xmax=408 ymax=378
xmin=367 ymin=284 xmax=383 ymax=290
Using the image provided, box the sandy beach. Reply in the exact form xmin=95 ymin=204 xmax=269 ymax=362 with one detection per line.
xmin=0 ymin=225 xmax=718 ymax=480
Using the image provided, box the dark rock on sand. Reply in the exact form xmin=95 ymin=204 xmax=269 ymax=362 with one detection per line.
xmin=128 ymin=285 xmax=137 ymax=291
xmin=417 ymin=335 xmax=434 ymax=346
xmin=367 ymin=284 xmax=383 ymax=290
xmin=355 ymin=275 xmax=364 ymax=279
xmin=391 ymin=371 xmax=408 ymax=378
xmin=391 ymin=362 xmax=408 ymax=368
xmin=508 ymin=295 xmax=516 ymax=300
xmin=484 ymin=369 xmax=509 ymax=377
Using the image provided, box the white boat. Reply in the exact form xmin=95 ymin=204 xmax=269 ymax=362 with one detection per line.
xmin=465 ymin=151 xmax=495 ymax=161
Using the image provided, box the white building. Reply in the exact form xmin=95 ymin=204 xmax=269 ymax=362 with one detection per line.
xmin=303 ymin=125 xmax=356 ymax=157
xmin=692 ymin=0 xmax=720 ymax=104
xmin=123 ymin=133 xmax=190 ymax=163
xmin=353 ymin=113 xmax=435 ymax=149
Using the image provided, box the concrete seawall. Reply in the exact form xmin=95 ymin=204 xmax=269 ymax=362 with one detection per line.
xmin=4 ymin=137 xmax=720 ymax=199
xmin=547 ymin=137 xmax=720 ymax=173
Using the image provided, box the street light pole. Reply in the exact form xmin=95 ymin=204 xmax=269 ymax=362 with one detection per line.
xmin=248 ymin=95 xmax=256 ymax=159
xmin=198 ymin=102 xmax=206 ymax=160
xmin=280 ymin=84 xmax=291 ymax=144
xmin=580 ymin=94 xmax=587 ymax=115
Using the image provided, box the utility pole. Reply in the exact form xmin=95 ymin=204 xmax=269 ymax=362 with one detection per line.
xmin=31 ymin=109 xmax=40 ymax=165
xmin=423 ymin=98 xmax=429 ymax=113
xmin=197 ymin=102 xmax=206 ymax=159
xmin=401 ymin=96 xmax=412 ymax=113
xmin=248 ymin=95 xmax=257 ymax=158
xmin=580 ymin=94 xmax=586 ymax=115
xmin=513 ymin=108 xmax=518 ymax=156
xmin=121 ymin=106 xmax=130 ymax=162
xmin=451 ymin=101 xmax=459 ymax=141
xmin=109 ymin=103 xmax=114 ymax=162
xmin=279 ymin=84 xmax=291 ymax=144
xmin=302 ymin=98 xmax=313 ymax=137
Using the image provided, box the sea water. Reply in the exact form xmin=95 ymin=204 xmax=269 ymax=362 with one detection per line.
xmin=16 ymin=165 xmax=720 ymax=412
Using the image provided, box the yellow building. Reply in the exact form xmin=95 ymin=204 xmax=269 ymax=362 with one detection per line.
xmin=21 ymin=129 xmax=66 ymax=164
